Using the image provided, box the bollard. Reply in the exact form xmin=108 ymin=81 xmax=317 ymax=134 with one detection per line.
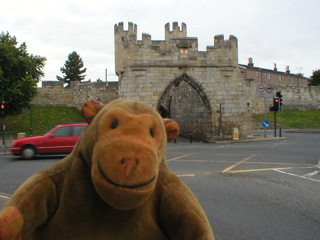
xmin=189 ymin=132 xmax=193 ymax=143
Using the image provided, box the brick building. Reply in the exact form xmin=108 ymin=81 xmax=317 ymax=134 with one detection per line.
xmin=240 ymin=58 xmax=309 ymax=87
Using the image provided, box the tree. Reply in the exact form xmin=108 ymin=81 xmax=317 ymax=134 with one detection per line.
xmin=56 ymin=51 xmax=87 ymax=84
xmin=309 ymin=69 xmax=320 ymax=86
xmin=0 ymin=31 xmax=46 ymax=115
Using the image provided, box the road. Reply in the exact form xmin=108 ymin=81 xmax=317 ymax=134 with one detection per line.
xmin=0 ymin=132 xmax=319 ymax=239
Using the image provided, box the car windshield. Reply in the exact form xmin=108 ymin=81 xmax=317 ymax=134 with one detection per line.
xmin=43 ymin=129 xmax=52 ymax=136
xmin=43 ymin=126 xmax=61 ymax=136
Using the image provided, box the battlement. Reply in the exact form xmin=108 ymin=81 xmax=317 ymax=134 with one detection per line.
xmin=114 ymin=22 xmax=137 ymax=34
xmin=114 ymin=22 xmax=239 ymax=74
xmin=213 ymin=34 xmax=237 ymax=47
xmin=165 ymin=22 xmax=187 ymax=40
xmin=114 ymin=22 xmax=138 ymax=46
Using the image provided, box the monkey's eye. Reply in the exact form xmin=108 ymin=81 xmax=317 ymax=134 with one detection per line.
xmin=150 ymin=128 xmax=155 ymax=138
xmin=111 ymin=120 xmax=118 ymax=129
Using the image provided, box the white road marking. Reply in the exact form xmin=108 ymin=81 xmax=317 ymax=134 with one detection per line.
xmin=274 ymin=169 xmax=320 ymax=183
xmin=0 ymin=193 xmax=11 ymax=199
xmin=303 ymin=170 xmax=320 ymax=178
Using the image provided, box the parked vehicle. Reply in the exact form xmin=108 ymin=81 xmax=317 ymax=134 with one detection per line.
xmin=10 ymin=123 xmax=88 ymax=159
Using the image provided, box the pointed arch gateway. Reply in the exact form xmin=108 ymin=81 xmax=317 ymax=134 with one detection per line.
xmin=157 ymin=73 xmax=214 ymax=142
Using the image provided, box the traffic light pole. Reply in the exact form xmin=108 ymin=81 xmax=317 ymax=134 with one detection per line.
xmin=264 ymin=97 xmax=267 ymax=138
xmin=274 ymin=111 xmax=277 ymax=137
xmin=2 ymin=116 xmax=5 ymax=152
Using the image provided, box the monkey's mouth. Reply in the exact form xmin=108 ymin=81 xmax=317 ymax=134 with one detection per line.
xmin=98 ymin=161 xmax=156 ymax=189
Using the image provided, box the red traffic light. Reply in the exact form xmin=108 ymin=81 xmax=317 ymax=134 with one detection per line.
xmin=274 ymin=98 xmax=279 ymax=103
xmin=0 ymin=103 xmax=4 ymax=110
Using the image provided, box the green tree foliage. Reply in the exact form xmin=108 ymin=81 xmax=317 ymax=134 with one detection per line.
xmin=0 ymin=32 xmax=46 ymax=115
xmin=56 ymin=51 xmax=87 ymax=84
xmin=309 ymin=69 xmax=320 ymax=86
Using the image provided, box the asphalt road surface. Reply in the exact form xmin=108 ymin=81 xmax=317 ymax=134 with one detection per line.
xmin=0 ymin=131 xmax=319 ymax=239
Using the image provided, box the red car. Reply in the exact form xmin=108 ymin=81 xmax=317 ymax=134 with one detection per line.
xmin=10 ymin=123 xmax=88 ymax=159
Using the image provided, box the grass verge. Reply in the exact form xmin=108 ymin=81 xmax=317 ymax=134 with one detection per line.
xmin=252 ymin=109 xmax=320 ymax=129
xmin=5 ymin=106 xmax=85 ymax=137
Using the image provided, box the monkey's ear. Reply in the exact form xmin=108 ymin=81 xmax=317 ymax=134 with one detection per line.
xmin=81 ymin=100 xmax=105 ymax=124
xmin=163 ymin=118 xmax=180 ymax=142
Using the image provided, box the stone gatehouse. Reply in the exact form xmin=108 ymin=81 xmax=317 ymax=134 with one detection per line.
xmin=114 ymin=22 xmax=252 ymax=141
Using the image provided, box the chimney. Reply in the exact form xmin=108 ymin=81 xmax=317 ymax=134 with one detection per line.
xmin=274 ymin=63 xmax=277 ymax=71
xmin=248 ymin=57 xmax=254 ymax=67
xmin=286 ymin=66 xmax=290 ymax=74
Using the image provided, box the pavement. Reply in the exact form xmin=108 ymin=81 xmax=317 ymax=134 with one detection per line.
xmin=173 ymin=130 xmax=288 ymax=144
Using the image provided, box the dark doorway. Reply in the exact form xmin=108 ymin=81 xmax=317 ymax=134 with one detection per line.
xmin=157 ymin=73 xmax=212 ymax=141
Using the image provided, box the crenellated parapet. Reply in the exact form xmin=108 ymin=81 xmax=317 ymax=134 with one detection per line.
xmin=206 ymin=34 xmax=238 ymax=63
xmin=165 ymin=22 xmax=187 ymax=41
xmin=114 ymin=22 xmax=239 ymax=75
xmin=114 ymin=22 xmax=137 ymax=44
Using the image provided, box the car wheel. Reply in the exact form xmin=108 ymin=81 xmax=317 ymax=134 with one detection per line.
xmin=22 ymin=146 xmax=36 ymax=160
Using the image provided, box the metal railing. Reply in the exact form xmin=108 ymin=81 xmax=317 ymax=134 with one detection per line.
xmin=0 ymin=132 xmax=13 ymax=153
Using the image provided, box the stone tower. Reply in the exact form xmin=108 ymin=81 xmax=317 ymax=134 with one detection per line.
xmin=114 ymin=22 xmax=251 ymax=142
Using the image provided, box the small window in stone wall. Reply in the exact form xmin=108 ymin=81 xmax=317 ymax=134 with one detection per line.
xmin=279 ymin=75 xmax=284 ymax=82
xmin=267 ymin=73 xmax=271 ymax=80
xmin=256 ymin=72 xmax=259 ymax=77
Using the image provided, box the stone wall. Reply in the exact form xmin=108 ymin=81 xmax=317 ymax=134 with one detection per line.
xmin=32 ymin=79 xmax=320 ymax=118
xmin=32 ymin=81 xmax=118 ymax=109
xmin=248 ymin=83 xmax=320 ymax=114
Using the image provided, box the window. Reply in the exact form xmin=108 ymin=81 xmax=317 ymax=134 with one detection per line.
xmin=54 ymin=127 xmax=72 ymax=137
xmin=267 ymin=73 xmax=271 ymax=80
xmin=73 ymin=126 xmax=86 ymax=136
xmin=256 ymin=72 xmax=259 ymax=77
xmin=279 ymin=75 xmax=283 ymax=82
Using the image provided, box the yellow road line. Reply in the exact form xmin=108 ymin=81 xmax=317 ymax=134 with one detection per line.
xmin=222 ymin=155 xmax=256 ymax=173
xmin=167 ymin=146 xmax=185 ymax=150
xmin=228 ymin=167 xmax=292 ymax=173
xmin=177 ymin=174 xmax=196 ymax=177
xmin=166 ymin=153 xmax=194 ymax=162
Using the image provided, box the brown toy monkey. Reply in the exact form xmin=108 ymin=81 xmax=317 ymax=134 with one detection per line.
xmin=0 ymin=99 xmax=214 ymax=239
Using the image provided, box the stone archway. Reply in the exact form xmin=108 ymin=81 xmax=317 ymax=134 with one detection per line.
xmin=157 ymin=73 xmax=213 ymax=141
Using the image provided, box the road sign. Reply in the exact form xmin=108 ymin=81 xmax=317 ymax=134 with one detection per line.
xmin=262 ymin=120 xmax=270 ymax=129
xmin=256 ymin=84 xmax=274 ymax=98
xmin=257 ymin=84 xmax=265 ymax=93
xmin=265 ymin=85 xmax=273 ymax=93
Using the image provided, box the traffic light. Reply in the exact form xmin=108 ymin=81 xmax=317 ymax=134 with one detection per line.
xmin=276 ymin=92 xmax=283 ymax=112
xmin=0 ymin=102 xmax=5 ymax=116
xmin=273 ymin=97 xmax=280 ymax=112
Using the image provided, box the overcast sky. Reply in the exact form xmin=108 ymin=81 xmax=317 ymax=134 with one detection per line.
xmin=1 ymin=0 xmax=319 ymax=83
